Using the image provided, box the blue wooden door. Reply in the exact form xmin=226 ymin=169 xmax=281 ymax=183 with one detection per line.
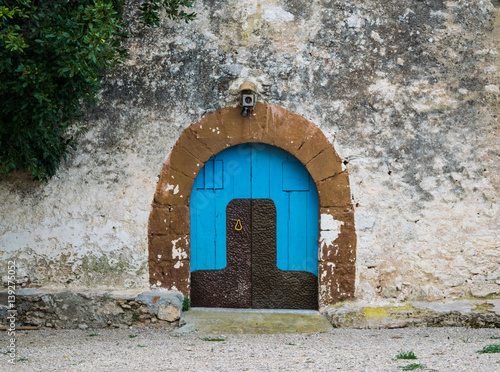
xmin=190 ymin=143 xmax=318 ymax=289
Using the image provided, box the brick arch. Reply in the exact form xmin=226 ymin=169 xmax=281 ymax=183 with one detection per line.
xmin=148 ymin=102 xmax=356 ymax=309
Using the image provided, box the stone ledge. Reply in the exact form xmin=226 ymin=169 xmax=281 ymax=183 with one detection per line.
xmin=324 ymin=299 xmax=500 ymax=329
xmin=0 ymin=289 xmax=184 ymax=329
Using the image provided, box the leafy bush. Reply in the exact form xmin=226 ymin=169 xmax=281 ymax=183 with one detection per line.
xmin=0 ymin=0 xmax=195 ymax=180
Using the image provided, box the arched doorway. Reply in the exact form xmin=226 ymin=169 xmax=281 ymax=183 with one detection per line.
xmin=190 ymin=143 xmax=319 ymax=309
xmin=148 ymin=102 xmax=356 ymax=309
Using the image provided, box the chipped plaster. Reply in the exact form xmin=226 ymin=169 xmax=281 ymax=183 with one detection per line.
xmin=0 ymin=0 xmax=498 ymax=304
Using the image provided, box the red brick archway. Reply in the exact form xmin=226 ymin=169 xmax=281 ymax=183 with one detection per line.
xmin=148 ymin=102 xmax=356 ymax=309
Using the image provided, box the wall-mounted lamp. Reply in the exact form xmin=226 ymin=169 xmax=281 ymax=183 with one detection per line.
xmin=238 ymin=81 xmax=258 ymax=117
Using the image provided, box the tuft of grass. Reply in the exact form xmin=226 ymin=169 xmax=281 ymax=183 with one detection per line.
xmin=490 ymin=335 xmax=500 ymax=339
xmin=477 ymin=344 xmax=500 ymax=354
xmin=137 ymin=344 xmax=147 ymax=348
xmin=285 ymin=342 xmax=295 ymax=346
xmin=88 ymin=333 xmax=98 ymax=337
xmin=201 ymin=337 xmax=225 ymax=342
xmin=461 ymin=337 xmax=473 ymax=343
xmin=398 ymin=363 xmax=426 ymax=370
xmin=182 ymin=298 xmax=191 ymax=312
xmin=17 ymin=357 xmax=29 ymax=362
xmin=393 ymin=351 xmax=418 ymax=360
xmin=129 ymin=334 xmax=138 ymax=338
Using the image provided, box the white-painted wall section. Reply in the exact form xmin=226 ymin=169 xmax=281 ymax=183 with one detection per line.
xmin=0 ymin=0 xmax=499 ymax=304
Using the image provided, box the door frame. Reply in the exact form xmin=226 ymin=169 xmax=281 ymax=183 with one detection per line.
xmin=148 ymin=102 xmax=356 ymax=309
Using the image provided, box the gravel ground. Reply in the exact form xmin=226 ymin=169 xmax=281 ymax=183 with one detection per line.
xmin=1 ymin=327 xmax=499 ymax=371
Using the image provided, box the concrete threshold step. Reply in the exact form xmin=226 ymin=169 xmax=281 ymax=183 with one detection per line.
xmin=180 ymin=308 xmax=333 ymax=334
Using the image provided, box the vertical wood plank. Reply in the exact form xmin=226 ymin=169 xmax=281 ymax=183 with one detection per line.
xmin=205 ymin=159 xmax=214 ymax=189
xmin=195 ymin=191 xmax=216 ymax=270
xmin=268 ymin=146 xmax=289 ymax=270
xmin=288 ymin=191 xmax=307 ymax=270
xmin=214 ymin=160 xmax=223 ymax=189
xmin=251 ymin=144 xmax=271 ymax=199
xmin=306 ymin=178 xmax=319 ymax=275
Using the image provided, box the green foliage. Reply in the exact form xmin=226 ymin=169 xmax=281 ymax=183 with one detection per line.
xmin=201 ymin=337 xmax=225 ymax=342
xmin=393 ymin=351 xmax=418 ymax=360
xmin=398 ymin=363 xmax=426 ymax=370
xmin=477 ymin=344 xmax=500 ymax=353
xmin=0 ymin=0 xmax=195 ymax=180
xmin=140 ymin=0 xmax=195 ymax=26
xmin=182 ymin=297 xmax=191 ymax=312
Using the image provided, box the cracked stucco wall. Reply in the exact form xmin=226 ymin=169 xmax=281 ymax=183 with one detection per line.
xmin=0 ymin=0 xmax=499 ymax=302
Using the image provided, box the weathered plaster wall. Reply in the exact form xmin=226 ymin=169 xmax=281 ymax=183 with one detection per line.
xmin=0 ymin=0 xmax=499 ymax=303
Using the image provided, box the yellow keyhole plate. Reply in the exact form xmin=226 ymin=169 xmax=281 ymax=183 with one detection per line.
xmin=235 ymin=219 xmax=243 ymax=231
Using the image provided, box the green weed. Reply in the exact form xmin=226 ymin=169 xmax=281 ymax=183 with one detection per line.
xmin=137 ymin=344 xmax=147 ymax=348
xmin=88 ymin=333 xmax=98 ymax=337
xmin=201 ymin=337 xmax=225 ymax=342
xmin=17 ymin=357 xmax=28 ymax=362
xmin=398 ymin=363 xmax=426 ymax=370
xmin=129 ymin=334 xmax=138 ymax=338
xmin=182 ymin=298 xmax=191 ymax=312
xmin=477 ymin=344 xmax=500 ymax=354
xmin=393 ymin=351 xmax=418 ymax=360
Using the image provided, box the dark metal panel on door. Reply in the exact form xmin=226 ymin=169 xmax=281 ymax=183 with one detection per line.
xmin=251 ymin=199 xmax=318 ymax=309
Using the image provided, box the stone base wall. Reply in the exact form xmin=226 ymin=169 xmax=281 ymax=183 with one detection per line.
xmin=2 ymin=289 xmax=500 ymax=330
xmin=0 ymin=290 xmax=184 ymax=330
xmin=325 ymin=299 xmax=500 ymax=329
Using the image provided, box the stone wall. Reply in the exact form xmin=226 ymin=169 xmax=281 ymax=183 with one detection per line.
xmin=0 ymin=1 xmax=499 ymax=306
xmin=0 ymin=290 xmax=183 ymax=329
